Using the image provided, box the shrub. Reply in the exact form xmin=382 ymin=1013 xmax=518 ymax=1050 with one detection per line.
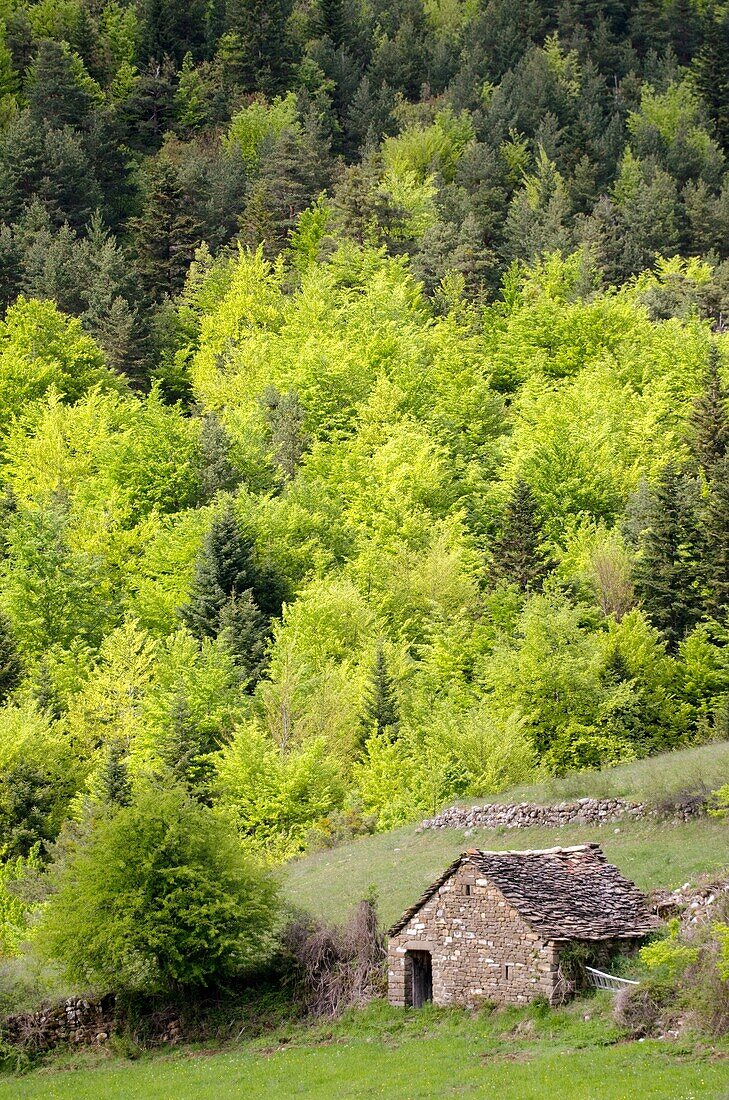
xmin=284 ymin=899 xmax=386 ymax=1018
xmin=34 ymin=783 xmax=279 ymax=996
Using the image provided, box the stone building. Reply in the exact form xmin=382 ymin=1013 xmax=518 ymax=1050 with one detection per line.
xmin=387 ymin=844 xmax=659 ymax=1008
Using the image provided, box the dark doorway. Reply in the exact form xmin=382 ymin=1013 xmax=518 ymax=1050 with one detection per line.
xmin=407 ymin=950 xmax=433 ymax=1008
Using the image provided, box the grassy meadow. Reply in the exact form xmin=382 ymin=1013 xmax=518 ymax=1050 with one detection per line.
xmin=2 ymin=999 xmax=728 ymax=1100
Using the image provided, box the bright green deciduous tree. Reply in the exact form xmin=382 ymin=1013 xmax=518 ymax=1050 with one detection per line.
xmin=36 ymin=783 xmax=279 ymax=994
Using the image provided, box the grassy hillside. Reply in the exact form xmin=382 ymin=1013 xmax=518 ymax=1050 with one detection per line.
xmin=283 ymin=817 xmax=727 ymax=929
xmin=283 ymin=744 xmax=729 ymax=928
xmin=3 ymin=1000 xmax=728 ymax=1100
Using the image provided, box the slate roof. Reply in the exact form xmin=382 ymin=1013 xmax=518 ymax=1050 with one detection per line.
xmin=388 ymin=844 xmax=660 ymax=941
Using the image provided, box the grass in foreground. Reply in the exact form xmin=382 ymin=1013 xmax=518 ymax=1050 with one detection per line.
xmin=2 ymin=998 xmax=727 ymax=1100
xmin=284 ymin=815 xmax=729 ymax=928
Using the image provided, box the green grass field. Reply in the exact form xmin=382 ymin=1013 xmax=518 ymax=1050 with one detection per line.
xmin=2 ymin=999 xmax=728 ymax=1100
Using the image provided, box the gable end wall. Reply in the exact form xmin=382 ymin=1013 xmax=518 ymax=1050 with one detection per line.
xmin=388 ymin=862 xmax=559 ymax=1007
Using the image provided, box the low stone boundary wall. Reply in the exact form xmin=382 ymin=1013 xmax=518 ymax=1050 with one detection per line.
xmin=418 ymin=796 xmax=706 ymax=832
xmin=1 ymin=996 xmax=115 ymax=1052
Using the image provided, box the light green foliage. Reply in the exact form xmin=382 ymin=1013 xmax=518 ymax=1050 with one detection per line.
xmin=224 ymin=93 xmax=299 ymax=167
xmin=627 ymin=79 xmax=722 ymax=172
xmin=640 ymin=922 xmax=700 ymax=978
xmin=714 ymin=922 xmax=729 ymax=981
xmin=0 ymin=845 xmax=42 ymax=957
xmin=382 ymin=108 xmax=475 ymax=185
xmin=35 ymin=784 xmax=280 ymax=994
xmin=0 ymin=244 xmax=726 ymax=860
xmin=215 ymin=723 xmax=344 ymax=860
xmin=290 ymin=196 xmax=331 ymax=269
xmin=0 ymin=298 xmax=116 ymax=427
xmin=354 ymin=707 xmax=536 ymax=829
xmin=710 ymin=784 xmax=729 ymax=819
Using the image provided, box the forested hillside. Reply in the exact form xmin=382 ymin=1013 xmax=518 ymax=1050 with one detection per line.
xmin=0 ymin=0 xmax=728 ymax=879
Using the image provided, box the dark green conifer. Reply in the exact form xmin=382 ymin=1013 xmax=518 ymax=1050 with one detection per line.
xmin=705 ymin=453 xmax=729 ymax=619
xmin=199 ymin=412 xmax=240 ymax=501
xmin=689 ymin=344 xmax=728 ymax=476
xmin=97 ymin=739 xmax=132 ymax=808
xmin=359 ymin=643 xmax=399 ymax=749
xmin=634 ymin=464 xmax=705 ymax=650
xmin=218 ymin=591 xmax=270 ymax=686
xmin=181 ymin=505 xmax=282 ymax=636
xmin=260 ymin=385 xmax=308 ymax=482
xmin=0 ymin=613 xmax=20 ymax=704
xmin=132 ymin=154 xmax=199 ymax=301
xmin=693 ymin=6 xmax=729 ymax=149
xmin=26 ymin=40 xmax=94 ymax=130
xmin=219 ymin=0 xmax=291 ymax=93
xmin=493 ymin=479 xmax=552 ymax=592
xmin=159 ymin=689 xmax=213 ymax=798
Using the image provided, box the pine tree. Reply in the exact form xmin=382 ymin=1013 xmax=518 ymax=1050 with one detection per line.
xmin=159 ymin=689 xmax=213 ymax=798
xmin=259 ymin=385 xmax=308 ymax=482
xmin=181 ymin=505 xmax=282 ymax=636
xmin=493 ymin=479 xmax=552 ymax=592
xmin=199 ymin=412 xmax=240 ymax=501
xmin=359 ymin=643 xmax=399 ymax=749
xmin=705 ymin=453 xmax=729 ymax=619
xmin=689 ymin=344 xmax=728 ymax=476
xmin=635 ymin=465 xmax=705 ymax=650
xmin=97 ymin=739 xmax=132 ymax=808
xmin=132 ymin=154 xmax=199 ymax=301
xmin=0 ymin=613 xmax=20 ymax=704
xmin=693 ymin=6 xmax=729 ymax=150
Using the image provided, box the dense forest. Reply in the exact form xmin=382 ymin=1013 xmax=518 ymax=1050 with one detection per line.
xmin=0 ymin=0 xmax=728 ymax=900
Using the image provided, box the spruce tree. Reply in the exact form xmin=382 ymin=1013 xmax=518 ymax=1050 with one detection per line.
xmin=493 ymin=479 xmax=552 ymax=592
xmin=181 ymin=505 xmax=282 ymax=636
xmin=0 ymin=612 xmax=21 ymax=704
xmin=689 ymin=344 xmax=728 ymax=476
xmin=159 ymin=689 xmax=213 ymax=799
xmin=97 ymin=739 xmax=132 ymax=808
xmin=219 ymin=0 xmax=291 ymax=93
xmin=693 ymin=6 xmax=729 ymax=150
xmin=319 ymin=0 xmax=346 ymax=48
xmin=199 ymin=412 xmax=240 ymax=501
xmin=634 ymin=464 xmax=705 ymax=650
xmin=359 ymin=643 xmax=399 ymax=749
xmin=259 ymin=385 xmax=308 ymax=482
xmin=26 ymin=40 xmax=94 ymax=130
xmin=218 ymin=591 xmax=269 ymax=686
xmin=705 ymin=453 xmax=729 ymax=620
xmin=132 ymin=154 xmax=199 ymax=301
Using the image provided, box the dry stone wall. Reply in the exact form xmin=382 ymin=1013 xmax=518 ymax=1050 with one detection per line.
xmin=388 ymin=861 xmax=559 ymax=1008
xmin=418 ymin=797 xmax=705 ymax=832
xmin=1 ymin=996 xmax=115 ymax=1052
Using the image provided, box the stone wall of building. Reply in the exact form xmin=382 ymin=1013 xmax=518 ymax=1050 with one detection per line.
xmin=388 ymin=861 xmax=559 ymax=1008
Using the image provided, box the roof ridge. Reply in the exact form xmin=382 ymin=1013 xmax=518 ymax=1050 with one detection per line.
xmin=465 ymin=843 xmax=601 ymax=857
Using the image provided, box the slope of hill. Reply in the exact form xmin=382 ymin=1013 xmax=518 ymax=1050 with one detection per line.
xmin=283 ymin=743 xmax=729 ymax=927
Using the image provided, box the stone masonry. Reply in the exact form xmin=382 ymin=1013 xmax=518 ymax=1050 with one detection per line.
xmin=388 ymin=860 xmax=559 ymax=1008
xmin=387 ymin=845 xmax=659 ymax=1009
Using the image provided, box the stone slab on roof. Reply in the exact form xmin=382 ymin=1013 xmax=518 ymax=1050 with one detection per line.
xmin=388 ymin=844 xmax=660 ymax=941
